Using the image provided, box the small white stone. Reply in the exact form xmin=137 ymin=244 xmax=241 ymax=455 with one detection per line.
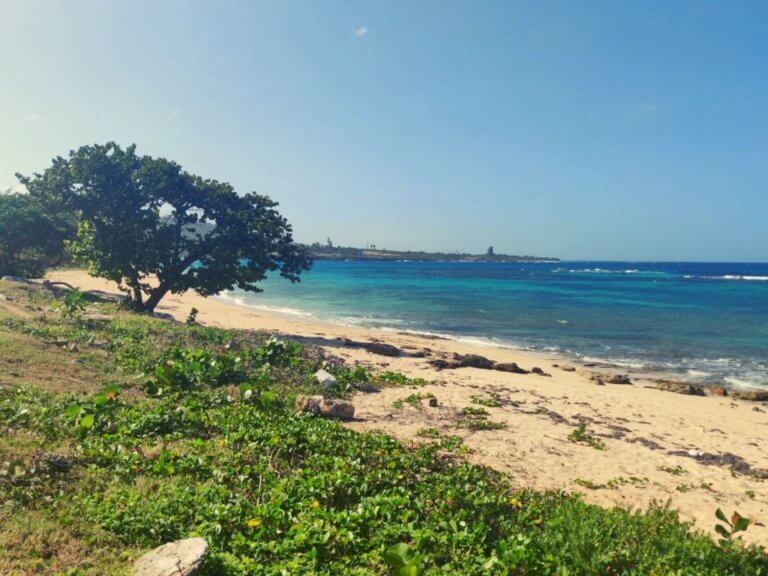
xmin=133 ymin=537 xmax=208 ymax=576
xmin=313 ymin=369 xmax=337 ymax=390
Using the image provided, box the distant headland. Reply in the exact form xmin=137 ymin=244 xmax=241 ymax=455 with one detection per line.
xmin=302 ymin=239 xmax=559 ymax=262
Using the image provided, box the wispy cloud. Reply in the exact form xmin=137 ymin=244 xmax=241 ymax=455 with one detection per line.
xmin=27 ymin=112 xmax=41 ymax=121
xmin=355 ymin=26 xmax=368 ymax=37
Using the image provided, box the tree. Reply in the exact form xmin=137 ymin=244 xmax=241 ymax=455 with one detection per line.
xmin=0 ymin=191 xmax=69 ymax=277
xmin=18 ymin=143 xmax=312 ymax=312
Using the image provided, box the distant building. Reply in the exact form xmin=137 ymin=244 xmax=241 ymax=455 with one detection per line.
xmin=486 ymin=246 xmax=494 ymax=256
xmin=326 ymin=237 xmax=333 ymax=248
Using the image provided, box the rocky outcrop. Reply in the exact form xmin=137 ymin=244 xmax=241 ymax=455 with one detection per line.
xmin=655 ymin=381 xmax=706 ymax=396
xmin=364 ymin=342 xmax=401 ymax=357
xmin=530 ymin=367 xmax=551 ymax=377
xmin=607 ymin=374 xmax=632 ymax=385
xmin=731 ymin=390 xmax=768 ymax=402
xmin=454 ymin=354 xmax=495 ymax=369
xmin=495 ymin=362 xmax=529 ymax=374
xmin=707 ymin=386 xmax=728 ymax=397
xmin=133 ymin=538 xmax=208 ymax=576
xmin=295 ymin=395 xmax=355 ymax=420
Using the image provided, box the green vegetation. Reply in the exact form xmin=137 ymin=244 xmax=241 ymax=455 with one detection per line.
xmin=659 ymin=464 xmax=687 ymax=476
xmin=470 ymin=394 xmax=503 ymax=407
xmin=1 ymin=282 xmax=767 ymax=574
xmin=461 ymin=406 xmax=490 ymax=417
xmin=567 ymin=423 xmax=607 ymax=451
xmin=18 ymin=142 xmax=311 ymax=312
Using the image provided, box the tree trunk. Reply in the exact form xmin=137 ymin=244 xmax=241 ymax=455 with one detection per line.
xmin=141 ymin=283 xmax=173 ymax=314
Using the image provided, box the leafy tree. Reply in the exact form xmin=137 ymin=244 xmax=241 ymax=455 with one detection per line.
xmin=18 ymin=143 xmax=311 ymax=312
xmin=0 ymin=191 xmax=69 ymax=277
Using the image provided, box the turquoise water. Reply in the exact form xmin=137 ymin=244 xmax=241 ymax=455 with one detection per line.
xmin=224 ymin=261 xmax=768 ymax=389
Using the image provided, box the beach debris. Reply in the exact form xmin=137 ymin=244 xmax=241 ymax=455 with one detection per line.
xmin=454 ymin=354 xmax=495 ymax=369
xmin=531 ymin=367 xmax=551 ymax=377
xmin=364 ymin=342 xmax=401 ymax=357
xmin=667 ymin=450 xmax=768 ymax=478
xmin=495 ymin=362 xmax=529 ymax=374
xmin=655 ymin=381 xmax=706 ymax=396
xmin=731 ymin=390 xmax=768 ymax=402
xmin=295 ymin=395 xmax=355 ymax=421
xmin=133 ymin=537 xmax=209 ymax=576
xmin=607 ymin=374 xmax=632 ymax=385
xmin=313 ymin=369 xmax=337 ymax=390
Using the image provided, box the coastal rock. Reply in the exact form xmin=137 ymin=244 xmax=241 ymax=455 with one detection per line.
xmin=133 ymin=537 xmax=208 ymax=576
xmin=313 ymin=369 xmax=337 ymax=390
xmin=296 ymin=395 xmax=355 ymax=420
xmin=531 ymin=367 xmax=551 ymax=377
xmin=455 ymin=354 xmax=495 ymax=370
xmin=428 ymin=359 xmax=457 ymax=371
xmin=708 ymin=386 xmax=728 ymax=397
xmin=560 ymin=365 xmax=576 ymax=372
xmin=607 ymin=374 xmax=632 ymax=385
xmin=655 ymin=381 xmax=706 ymax=396
xmin=495 ymin=362 xmax=529 ymax=374
xmin=318 ymin=398 xmax=355 ymax=420
xmin=364 ymin=342 xmax=401 ymax=357
xmin=731 ymin=390 xmax=768 ymax=402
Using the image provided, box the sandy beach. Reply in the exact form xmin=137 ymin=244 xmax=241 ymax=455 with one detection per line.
xmin=48 ymin=270 xmax=768 ymax=544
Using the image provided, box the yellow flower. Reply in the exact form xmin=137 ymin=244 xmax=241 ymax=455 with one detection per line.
xmin=533 ymin=518 xmax=542 ymax=525
xmin=508 ymin=498 xmax=521 ymax=507
xmin=247 ymin=518 xmax=262 ymax=527
xmin=311 ymin=499 xmax=321 ymax=509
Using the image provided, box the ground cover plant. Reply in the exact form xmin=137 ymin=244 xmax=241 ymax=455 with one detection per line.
xmin=1 ymin=280 xmax=767 ymax=575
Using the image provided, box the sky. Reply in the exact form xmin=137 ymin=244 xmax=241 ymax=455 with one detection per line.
xmin=1 ymin=1 xmax=766 ymax=262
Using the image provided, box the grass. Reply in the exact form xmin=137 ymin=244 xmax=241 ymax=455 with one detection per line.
xmin=1 ymin=279 xmax=767 ymax=575
xmin=567 ymin=423 xmax=607 ymax=451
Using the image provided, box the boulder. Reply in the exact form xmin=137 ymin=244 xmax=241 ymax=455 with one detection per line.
xmin=428 ymin=359 xmax=457 ymax=371
xmin=455 ymin=354 xmax=495 ymax=370
xmin=318 ymin=398 xmax=355 ymax=420
xmin=495 ymin=362 xmax=529 ymax=374
xmin=560 ymin=365 xmax=576 ymax=372
xmin=313 ymin=369 xmax=337 ymax=390
xmin=731 ymin=390 xmax=768 ymax=402
xmin=655 ymin=381 xmax=706 ymax=396
xmin=296 ymin=396 xmax=355 ymax=420
xmin=531 ymin=367 xmax=551 ymax=377
xmin=364 ymin=342 xmax=401 ymax=357
xmin=607 ymin=374 xmax=632 ymax=385
xmin=133 ymin=538 xmax=208 ymax=576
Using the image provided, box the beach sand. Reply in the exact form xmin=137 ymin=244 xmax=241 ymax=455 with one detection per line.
xmin=48 ymin=270 xmax=768 ymax=544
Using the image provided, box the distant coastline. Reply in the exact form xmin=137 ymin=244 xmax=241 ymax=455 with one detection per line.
xmin=302 ymin=242 xmax=559 ymax=262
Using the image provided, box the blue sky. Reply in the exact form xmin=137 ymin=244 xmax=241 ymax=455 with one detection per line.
xmin=1 ymin=1 xmax=766 ymax=261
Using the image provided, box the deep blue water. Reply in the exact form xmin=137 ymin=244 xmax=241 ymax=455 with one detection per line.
xmin=224 ymin=261 xmax=768 ymax=389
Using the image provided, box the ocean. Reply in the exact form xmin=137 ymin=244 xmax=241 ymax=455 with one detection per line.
xmin=222 ymin=260 xmax=768 ymax=389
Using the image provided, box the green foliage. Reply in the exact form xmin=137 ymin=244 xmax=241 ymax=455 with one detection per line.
xmin=0 ymin=192 xmax=69 ymax=277
xmin=461 ymin=406 xmax=490 ymax=417
xmin=19 ymin=143 xmax=311 ymax=312
xmin=146 ymin=347 xmax=244 ymax=393
xmin=567 ymin=423 xmax=606 ymax=450
xmin=470 ymin=394 xmax=503 ymax=407
xmin=186 ymin=307 xmax=199 ymax=325
xmin=658 ymin=464 xmax=687 ymax=476
xmin=392 ymin=393 xmax=433 ymax=409
xmin=379 ymin=371 xmax=428 ymax=387
xmin=715 ymin=509 xmax=752 ymax=546
xmin=251 ymin=336 xmax=301 ymax=368
xmin=57 ymin=287 xmax=87 ymax=319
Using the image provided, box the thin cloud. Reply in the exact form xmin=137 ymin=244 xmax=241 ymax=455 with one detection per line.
xmin=355 ymin=26 xmax=368 ymax=37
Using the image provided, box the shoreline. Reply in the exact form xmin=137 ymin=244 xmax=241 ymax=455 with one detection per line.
xmin=47 ymin=270 xmax=768 ymax=543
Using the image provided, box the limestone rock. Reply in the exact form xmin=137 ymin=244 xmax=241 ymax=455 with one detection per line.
xmin=313 ymin=369 xmax=337 ymax=390
xmin=318 ymin=397 xmax=355 ymax=420
xmin=364 ymin=342 xmax=401 ymax=357
xmin=495 ymin=362 xmax=529 ymax=374
xmin=708 ymin=386 xmax=728 ymax=397
xmin=295 ymin=395 xmax=322 ymax=415
xmin=133 ymin=538 xmax=208 ymax=576
xmin=455 ymin=354 xmax=495 ymax=370
xmin=655 ymin=381 xmax=705 ymax=396
xmin=531 ymin=367 xmax=551 ymax=377
xmin=607 ymin=374 xmax=632 ymax=385
xmin=731 ymin=390 xmax=768 ymax=402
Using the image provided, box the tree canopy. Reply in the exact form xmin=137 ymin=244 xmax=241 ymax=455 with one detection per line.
xmin=0 ymin=191 xmax=69 ymax=277
xmin=18 ymin=143 xmax=311 ymax=312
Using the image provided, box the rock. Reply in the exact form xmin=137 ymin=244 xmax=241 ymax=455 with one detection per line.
xmin=708 ymin=386 xmax=728 ymax=397
xmin=87 ymin=339 xmax=106 ymax=349
xmin=560 ymin=365 xmax=576 ymax=372
xmin=655 ymin=381 xmax=706 ymax=396
xmin=67 ymin=342 xmax=78 ymax=353
xmin=295 ymin=395 xmax=322 ymax=415
xmin=455 ymin=354 xmax=495 ymax=370
xmin=495 ymin=362 xmax=529 ymax=374
xmin=427 ymin=397 xmax=439 ymax=407
xmin=428 ymin=359 xmax=457 ymax=371
xmin=607 ymin=374 xmax=632 ymax=385
xmin=594 ymin=378 xmax=605 ymax=386
xmin=531 ymin=367 xmax=551 ymax=377
xmin=133 ymin=537 xmax=208 ymax=576
xmin=38 ymin=453 xmax=71 ymax=473
xmin=731 ymin=390 xmax=768 ymax=402
xmin=318 ymin=398 xmax=355 ymax=420
xmin=364 ymin=342 xmax=401 ymax=357
xmin=54 ymin=337 xmax=69 ymax=347
xmin=313 ymin=369 xmax=337 ymax=390
xmin=296 ymin=396 xmax=355 ymax=420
